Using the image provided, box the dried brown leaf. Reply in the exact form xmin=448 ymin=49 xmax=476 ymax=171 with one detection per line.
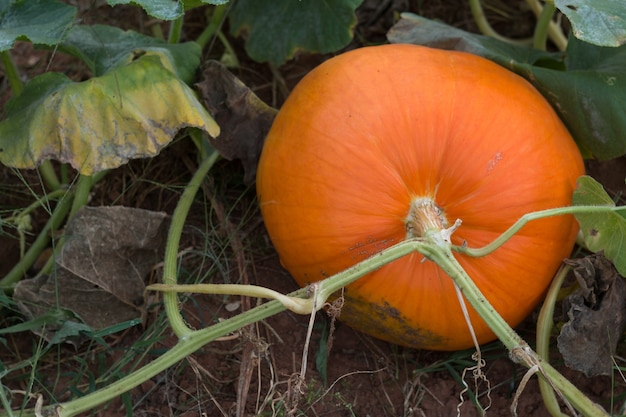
xmin=558 ymin=253 xmax=626 ymax=376
xmin=14 ymin=206 xmax=167 ymax=344
xmin=196 ymin=61 xmax=277 ymax=184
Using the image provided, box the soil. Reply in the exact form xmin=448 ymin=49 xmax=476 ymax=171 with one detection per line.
xmin=1 ymin=1 xmax=626 ymax=417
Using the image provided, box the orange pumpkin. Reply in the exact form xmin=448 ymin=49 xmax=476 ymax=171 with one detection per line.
xmin=256 ymin=44 xmax=584 ymax=351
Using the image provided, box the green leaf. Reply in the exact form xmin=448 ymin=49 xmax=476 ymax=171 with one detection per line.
xmin=107 ymin=0 xmax=183 ymax=20
xmin=531 ymin=36 xmax=626 ymax=159
xmin=229 ymin=0 xmax=363 ymax=65
xmin=0 ymin=0 xmax=76 ymax=51
xmin=182 ymin=0 xmax=229 ymax=10
xmin=573 ymin=175 xmax=626 ymax=276
xmin=47 ymin=321 xmax=94 ymax=345
xmin=60 ymin=24 xmax=201 ymax=82
xmin=314 ymin=320 xmax=329 ymax=386
xmin=112 ymin=0 xmax=238 ymax=19
xmin=388 ymin=13 xmax=558 ymax=68
xmin=107 ymin=0 xmax=233 ymax=19
xmin=0 ymin=54 xmax=220 ymax=175
xmin=387 ymin=13 xmax=626 ymax=160
xmin=555 ymin=0 xmax=626 ymax=47
xmin=0 ymin=307 xmax=78 ymax=335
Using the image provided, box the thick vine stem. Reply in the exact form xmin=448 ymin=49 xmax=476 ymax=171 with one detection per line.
xmin=0 ymin=50 xmax=23 ymax=95
xmin=536 ymin=265 xmax=573 ymax=417
xmin=533 ymin=0 xmax=557 ymax=51
xmin=148 ymin=283 xmax=317 ymax=315
xmin=411 ymin=204 xmax=608 ymax=416
xmin=454 ymin=205 xmax=626 ymax=258
xmin=33 ymin=287 xmax=310 ymax=417
xmin=4 ymin=205 xmax=618 ymax=416
xmin=162 ymin=150 xmax=221 ymax=338
xmin=526 ymin=0 xmax=568 ymax=51
xmin=467 ymin=0 xmax=533 ymax=46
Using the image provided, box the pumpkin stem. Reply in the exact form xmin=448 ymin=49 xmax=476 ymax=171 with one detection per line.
xmin=406 ymin=197 xmax=449 ymax=240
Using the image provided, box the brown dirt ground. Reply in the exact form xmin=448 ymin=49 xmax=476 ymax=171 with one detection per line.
xmin=2 ymin=1 xmax=626 ymax=416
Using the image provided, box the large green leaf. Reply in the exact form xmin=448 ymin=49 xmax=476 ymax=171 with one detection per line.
xmin=387 ymin=13 xmax=626 ymax=160
xmin=229 ymin=0 xmax=363 ymax=66
xmin=530 ymin=37 xmax=626 ymax=159
xmin=107 ymin=0 xmax=229 ymax=20
xmin=573 ymin=176 xmax=626 ymax=276
xmin=107 ymin=0 xmax=183 ymax=20
xmin=0 ymin=0 xmax=76 ymax=51
xmin=0 ymin=54 xmax=219 ymax=175
xmin=555 ymin=0 xmax=626 ymax=47
xmin=59 ymin=24 xmax=201 ymax=82
xmin=182 ymin=0 xmax=228 ymax=10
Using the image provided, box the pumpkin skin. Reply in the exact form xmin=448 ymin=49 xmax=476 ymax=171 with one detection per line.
xmin=256 ymin=44 xmax=584 ymax=351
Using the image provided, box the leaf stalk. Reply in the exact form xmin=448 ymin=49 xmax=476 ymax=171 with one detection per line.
xmin=455 ymin=205 xmax=626 ymax=258
xmin=162 ymin=150 xmax=220 ymax=337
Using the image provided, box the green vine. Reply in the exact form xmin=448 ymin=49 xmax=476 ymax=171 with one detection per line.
xmin=162 ymin=150 xmax=221 ymax=338
xmin=454 ymin=205 xmax=625 ymax=258
xmin=0 ymin=191 xmax=74 ymax=290
xmin=5 ymin=202 xmax=621 ymax=417
xmin=536 ymin=264 xmax=573 ymax=417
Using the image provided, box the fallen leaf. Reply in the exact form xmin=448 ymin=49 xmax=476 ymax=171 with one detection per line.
xmin=196 ymin=61 xmax=277 ymax=184
xmin=558 ymin=253 xmax=626 ymax=376
xmin=14 ymin=206 xmax=167 ymax=345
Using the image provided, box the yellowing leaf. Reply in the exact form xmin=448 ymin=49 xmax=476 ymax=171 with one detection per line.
xmin=0 ymin=54 xmax=219 ymax=175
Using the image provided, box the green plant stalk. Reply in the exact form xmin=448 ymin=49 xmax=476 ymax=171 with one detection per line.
xmin=536 ymin=264 xmax=572 ymax=417
xmin=18 ymin=231 xmax=417 ymax=417
xmin=38 ymin=174 xmax=106 ymax=277
xmin=155 ymin=206 xmax=622 ymax=416
xmin=5 ymin=205 xmax=619 ymax=417
xmin=42 ymin=287 xmax=308 ymax=417
xmin=467 ymin=0 xmax=532 ymax=46
xmin=167 ymin=16 xmax=184 ymax=44
xmin=195 ymin=4 xmax=228 ymax=49
xmin=4 ymin=189 xmax=68 ymax=222
xmin=0 ymin=384 xmax=15 ymax=417
xmin=525 ymin=0 xmax=568 ymax=51
xmin=68 ymin=175 xmax=93 ymax=219
xmin=162 ymin=150 xmax=221 ymax=338
xmin=393 ymin=237 xmax=606 ymax=416
xmin=0 ymin=191 xmax=74 ymax=290
xmin=149 ymin=283 xmax=314 ymax=314
xmin=96 ymin=232 xmax=613 ymax=416
xmin=7 ymin=188 xmax=68 ymax=260
xmin=533 ymin=1 xmax=556 ymax=51
xmin=195 ymin=5 xmax=240 ymax=67
xmin=455 ymin=205 xmax=626 ymax=257
xmin=37 ymin=162 xmax=62 ymax=192
xmin=0 ymin=50 xmax=23 ymax=96
xmin=216 ymin=30 xmax=240 ymax=67
xmin=189 ymin=128 xmax=214 ymax=161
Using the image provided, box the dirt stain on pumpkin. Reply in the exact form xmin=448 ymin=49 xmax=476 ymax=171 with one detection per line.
xmin=335 ymin=293 xmax=446 ymax=348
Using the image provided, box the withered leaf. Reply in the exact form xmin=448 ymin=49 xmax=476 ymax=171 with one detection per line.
xmin=557 ymin=253 xmax=626 ymax=376
xmin=196 ymin=60 xmax=278 ymax=184
xmin=0 ymin=54 xmax=219 ymax=175
xmin=14 ymin=206 xmax=167 ymax=345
